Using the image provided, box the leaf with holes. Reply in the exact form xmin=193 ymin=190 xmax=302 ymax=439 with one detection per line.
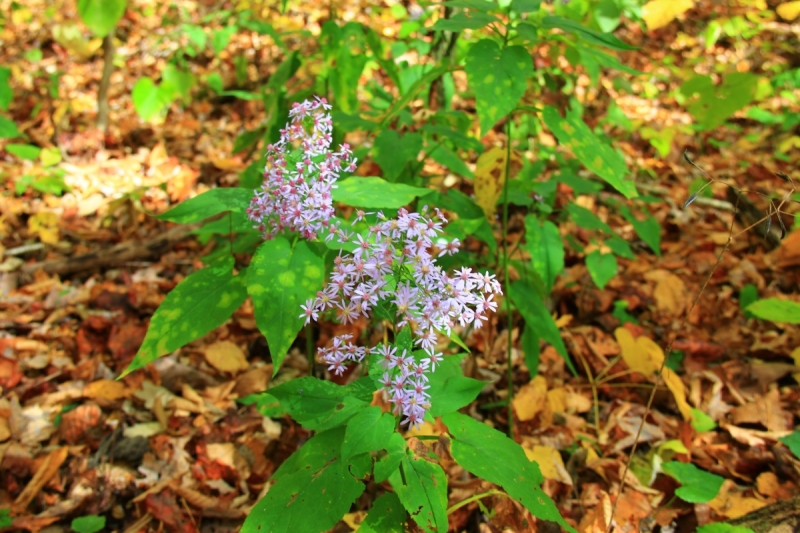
xmin=121 ymin=258 xmax=247 ymax=377
xmin=442 ymin=412 xmax=576 ymax=532
xmin=466 ymin=39 xmax=532 ymax=135
xmin=389 ymin=451 xmax=448 ymax=533
xmin=247 ymin=238 xmax=325 ymax=373
xmin=359 ymin=492 xmax=406 ymax=533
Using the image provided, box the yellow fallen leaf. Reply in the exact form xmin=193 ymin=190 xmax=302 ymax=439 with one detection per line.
xmin=204 ymin=340 xmax=249 ymax=374
xmin=709 ymin=480 xmax=769 ymax=519
xmin=83 ymin=380 xmax=130 ymax=402
xmin=652 ymin=272 xmax=687 ymax=316
xmin=513 ymin=375 xmax=548 ymax=422
xmin=473 ymin=146 xmax=523 ymax=220
xmin=642 ymin=0 xmax=695 ymax=30
xmin=547 ymin=387 xmax=567 ymax=414
xmin=776 ymin=1 xmax=800 ymax=20
xmin=615 ymin=328 xmax=692 ymax=420
xmin=28 ymin=211 xmax=60 ymax=245
xmin=524 ymin=445 xmax=573 ymax=484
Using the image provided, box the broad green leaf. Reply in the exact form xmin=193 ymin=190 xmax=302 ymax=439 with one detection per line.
xmin=594 ymin=0 xmax=621 ymax=33
xmin=156 ymin=188 xmax=253 ymax=224
xmin=566 ymin=203 xmax=612 ymax=233
xmin=739 ymin=284 xmax=758 ymax=317
xmin=421 ymin=124 xmax=484 ymax=153
xmin=334 ymin=177 xmax=433 ymax=209
xmin=586 ymin=250 xmax=617 ymax=289
xmin=121 ymin=259 xmax=247 ymax=377
xmin=0 ymin=508 xmax=10 ymax=528
xmin=183 ymin=24 xmax=207 ymax=50
xmin=237 ymin=391 xmax=286 ymax=418
xmin=432 ymin=11 xmax=500 ymax=31
xmin=0 ymin=67 xmax=12 ymax=111
xmin=40 ymin=147 xmax=62 ymax=167
xmin=618 ymin=205 xmax=661 ymax=255
xmin=342 ymin=406 xmax=396 ymax=459
xmin=389 ymin=451 xmax=448 ymax=533
xmin=524 ymin=215 xmax=564 ymax=293
xmin=606 ymin=236 xmax=634 ymax=260
xmin=429 ymin=144 xmax=474 ymax=178
xmin=509 ymin=280 xmax=575 ymax=374
xmin=132 ymin=77 xmax=169 ymax=122
xmin=71 ymin=515 xmax=106 ymax=533
xmin=0 ymin=116 xmax=18 ymax=139
xmin=242 ymin=427 xmax=367 ymax=533
xmin=212 ymin=25 xmax=236 ymax=54
xmin=680 ymin=73 xmax=759 ymax=131
xmin=77 ymin=0 xmax=126 ymax=37
xmin=442 ymin=0 xmax=498 ymax=11
xmin=426 ymin=353 xmax=485 ymax=417
xmin=542 ymin=106 xmax=636 ymax=198
xmin=542 ymin=16 xmax=636 ymax=50
xmin=661 ymin=461 xmax=724 ymax=503
xmin=375 ymin=432 xmax=406 ymax=483
xmin=271 ymin=426 xmax=348 ymax=482
xmin=248 ymin=238 xmax=325 ymax=372
xmin=690 ymin=408 xmax=716 ymax=433
xmin=232 ymin=127 xmax=264 ymax=154
xmin=780 ymin=430 xmax=800 ymax=459
xmin=372 ymin=130 xmax=423 ymax=181
xmin=359 ymin=492 xmax=406 ymax=533
xmin=442 ymin=412 xmax=576 ymax=532
xmin=5 ymin=143 xmax=40 ymax=160
xmin=511 ymin=0 xmax=541 ymax=13
xmin=161 ymin=64 xmax=195 ymax=102
xmin=465 ymin=40 xmax=532 ymax=135
xmin=746 ymin=298 xmax=800 ymax=324
xmin=269 ymin=376 xmax=368 ymax=432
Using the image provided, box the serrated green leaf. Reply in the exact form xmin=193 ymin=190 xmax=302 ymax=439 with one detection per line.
xmin=334 ymin=177 xmax=433 ymax=209
xmin=509 ymin=280 xmax=575 ymax=374
xmin=359 ymin=492 xmax=406 ymax=533
xmin=661 ymin=461 xmax=724 ymax=503
xmin=121 ymin=260 xmax=247 ymax=377
xmin=247 ymin=238 xmax=325 ymax=372
xmin=389 ymin=452 xmax=448 ymax=533
xmin=242 ymin=427 xmax=366 ymax=533
xmin=375 ymin=432 xmax=406 ymax=483
xmin=156 ymin=188 xmax=253 ymax=224
xmin=524 ymin=216 xmax=564 ymax=293
xmin=442 ymin=412 xmax=576 ymax=532
xmin=780 ymin=430 xmax=800 ymax=459
xmin=465 ymin=40 xmax=532 ymax=135
xmin=269 ymin=376 xmax=367 ymax=431
xmin=78 ymin=0 xmax=126 ymax=37
xmin=746 ymin=298 xmax=800 ymax=324
xmin=342 ymin=406 xmax=396 ymax=459
xmin=542 ymin=16 xmax=636 ymax=50
xmin=586 ymin=250 xmax=617 ymax=289
xmin=71 ymin=515 xmax=106 ymax=533
xmin=542 ymin=106 xmax=635 ymax=198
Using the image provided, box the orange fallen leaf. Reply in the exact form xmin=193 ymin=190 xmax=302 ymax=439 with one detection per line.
xmin=512 ymin=375 xmax=548 ymax=422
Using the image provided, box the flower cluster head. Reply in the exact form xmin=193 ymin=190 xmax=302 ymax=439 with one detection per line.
xmin=246 ymin=96 xmax=357 ymax=240
xmin=303 ymin=206 xmax=502 ymax=429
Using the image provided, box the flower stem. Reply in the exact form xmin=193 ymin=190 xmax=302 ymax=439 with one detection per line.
xmin=503 ymin=117 xmax=514 ymax=438
xmin=447 ymin=489 xmax=507 ymax=515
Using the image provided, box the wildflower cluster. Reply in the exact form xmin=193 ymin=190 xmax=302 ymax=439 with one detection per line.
xmin=303 ymin=207 xmax=502 ymax=428
xmin=246 ymin=96 xmax=357 ymax=240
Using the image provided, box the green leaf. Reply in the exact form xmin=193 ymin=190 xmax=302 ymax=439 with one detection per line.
xmin=0 ymin=116 xmax=18 ymax=139
xmin=269 ymin=376 xmax=368 ymax=431
xmin=156 ymin=188 xmax=253 ymax=224
xmin=359 ymin=492 xmax=406 ymax=533
xmin=465 ymin=40 xmax=532 ymax=135
xmin=247 ymin=238 xmax=324 ymax=372
xmin=524 ymin=215 xmax=564 ymax=293
xmin=585 ymin=250 xmax=617 ymax=289
xmin=739 ymin=284 xmax=758 ymax=317
xmin=542 ymin=106 xmax=635 ymax=198
xmin=509 ymin=280 xmax=575 ymax=374
xmin=429 ymin=144 xmax=473 ymax=178
xmin=661 ymin=461 xmax=724 ymax=503
xmin=511 ymin=0 xmax=541 ymax=13
xmin=542 ymin=16 xmax=636 ymax=50
xmin=746 ymin=298 xmax=800 ymax=324
xmin=6 ymin=143 xmax=40 ymax=160
xmin=121 ymin=259 xmax=247 ymax=377
xmin=0 ymin=508 xmax=10 ymax=528
xmin=40 ymin=147 xmax=62 ymax=167
xmin=442 ymin=412 xmax=576 ymax=531
xmin=334 ymin=177 xmax=433 ymax=209
xmin=566 ymin=203 xmax=612 ymax=233
xmin=233 ymin=127 xmax=264 ymax=154
xmin=183 ymin=24 xmax=207 ymax=50
xmin=212 ymin=25 xmax=236 ymax=54
xmin=375 ymin=432 xmax=406 ymax=483
xmin=342 ymin=406 xmax=396 ymax=460
xmin=71 ymin=515 xmax=106 ymax=533
xmin=388 ymin=451 xmax=448 ymax=533
xmin=242 ymin=427 xmax=367 ymax=533
xmin=237 ymin=391 xmax=286 ymax=418
xmin=432 ymin=11 xmax=500 ymax=31
xmin=372 ymin=130 xmax=423 ymax=181
xmin=132 ymin=77 xmax=170 ymax=122
xmin=0 ymin=67 xmax=11 ymax=111
xmin=161 ymin=64 xmax=195 ymax=102
xmin=780 ymin=430 xmax=800 ymax=459
xmin=442 ymin=0 xmax=498 ymax=11
xmin=617 ymin=205 xmax=661 ymax=255
xmin=593 ymin=0 xmax=621 ymax=33
xmin=427 ymin=353 xmax=485 ymax=417
xmin=680 ymin=72 xmax=759 ymax=131
xmin=697 ymin=524 xmax=755 ymax=533
xmin=77 ymin=0 xmax=126 ymax=37
xmin=605 ymin=235 xmax=634 ymax=260
xmin=690 ymin=408 xmax=717 ymax=433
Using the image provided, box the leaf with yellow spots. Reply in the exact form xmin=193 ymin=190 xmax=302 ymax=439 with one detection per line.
xmin=121 ymin=257 xmax=248 ymax=378
xmin=465 ymin=39 xmax=532 ymax=136
xmin=542 ymin=106 xmax=637 ymax=199
xmin=28 ymin=211 xmax=60 ymax=244
xmin=615 ymin=327 xmax=692 ymax=420
xmin=473 ymin=146 xmax=523 ymax=219
xmin=247 ymin=237 xmax=325 ymax=375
